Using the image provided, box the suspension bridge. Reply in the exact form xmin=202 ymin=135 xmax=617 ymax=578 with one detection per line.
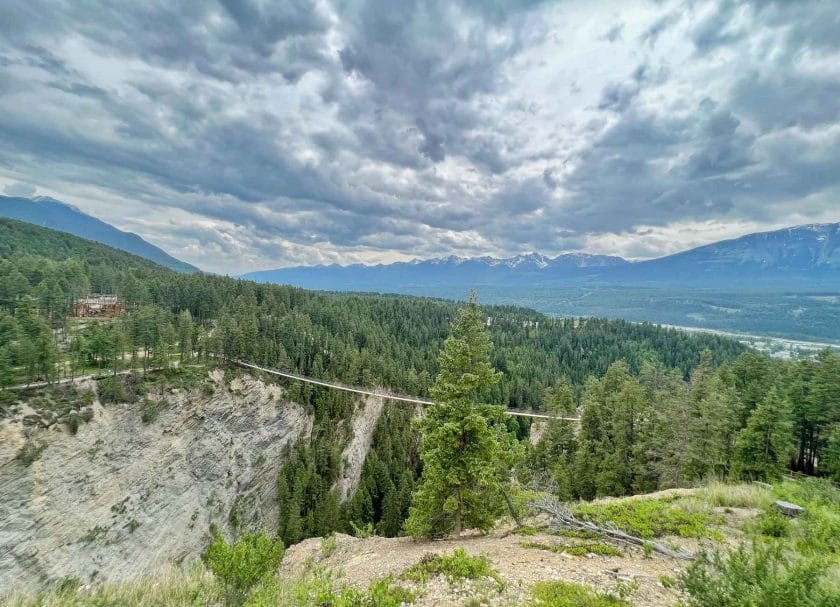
xmin=7 ymin=358 xmax=580 ymax=422
xmin=233 ymin=360 xmax=580 ymax=422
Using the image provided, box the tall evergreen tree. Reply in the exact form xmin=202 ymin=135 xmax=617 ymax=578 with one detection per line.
xmin=825 ymin=425 xmax=840 ymax=483
xmin=405 ymin=294 xmax=521 ymax=538
xmin=0 ymin=346 xmax=13 ymax=388
xmin=177 ymin=309 xmax=194 ymax=362
xmin=529 ymin=378 xmax=578 ymax=499
xmin=732 ymin=387 xmax=794 ymax=481
xmin=574 ymin=362 xmax=652 ymax=497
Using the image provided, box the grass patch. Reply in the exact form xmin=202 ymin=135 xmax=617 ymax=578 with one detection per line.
xmin=515 ymin=525 xmax=538 ymax=536
xmin=6 ymin=563 xmax=413 ymax=607
xmin=521 ymin=541 xmax=624 ymax=557
xmin=573 ymin=498 xmax=720 ymax=540
xmin=549 ymin=528 xmax=604 ymax=541
xmin=695 ymin=481 xmax=774 ymax=510
xmin=2 ymin=564 xmax=222 ymax=607
xmin=528 ymin=580 xmax=628 ymax=607
xmin=247 ymin=568 xmax=415 ymax=607
xmin=402 ymin=548 xmax=501 ymax=588
xmin=321 ymin=533 xmax=338 ymax=558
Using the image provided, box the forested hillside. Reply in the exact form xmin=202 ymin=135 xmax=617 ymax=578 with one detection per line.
xmin=0 ymin=197 xmax=198 ymax=272
xmin=0 ymin=219 xmax=744 ymax=404
xmin=2 ymin=221 xmax=839 ymax=553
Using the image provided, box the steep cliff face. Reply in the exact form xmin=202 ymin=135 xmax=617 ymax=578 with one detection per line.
xmin=333 ymin=396 xmax=386 ymax=503
xmin=0 ymin=370 xmax=313 ymax=592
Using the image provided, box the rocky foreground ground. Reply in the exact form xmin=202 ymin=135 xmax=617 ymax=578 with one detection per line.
xmin=279 ymin=493 xmax=759 ymax=607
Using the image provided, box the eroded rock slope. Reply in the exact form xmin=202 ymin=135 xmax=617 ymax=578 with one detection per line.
xmin=0 ymin=371 xmax=312 ymax=592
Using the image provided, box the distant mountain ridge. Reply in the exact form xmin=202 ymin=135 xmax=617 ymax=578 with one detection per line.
xmin=242 ymin=223 xmax=840 ymax=290
xmin=0 ymin=195 xmax=198 ymax=273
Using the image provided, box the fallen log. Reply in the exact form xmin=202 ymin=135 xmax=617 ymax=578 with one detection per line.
xmin=528 ymin=495 xmax=696 ymax=560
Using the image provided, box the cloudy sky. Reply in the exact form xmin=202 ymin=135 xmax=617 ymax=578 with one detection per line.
xmin=0 ymin=0 xmax=838 ymax=274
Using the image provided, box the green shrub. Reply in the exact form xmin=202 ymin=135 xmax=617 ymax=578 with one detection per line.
xmin=321 ymin=533 xmax=339 ymax=558
xmin=15 ymin=441 xmax=46 ymax=466
xmin=528 ymin=580 xmax=628 ymax=607
xmin=54 ymin=576 xmax=82 ymax=593
xmin=97 ymin=376 xmax=126 ymax=403
xmin=402 ymin=549 xmax=501 ymax=587
xmin=334 ymin=577 xmax=415 ymax=607
xmin=350 ymin=520 xmax=374 ymax=538
xmin=80 ymin=525 xmax=108 ymax=543
xmin=65 ymin=411 xmax=82 ymax=434
xmin=756 ymin=508 xmax=790 ymax=538
xmin=205 ymin=532 xmax=284 ymax=600
xmin=574 ymin=498 xmax=718 ymax=539
xmin=677 ymin=543 xmax=839 ymax=607
xmin=140 ymin=399 xmax=161 ymax=423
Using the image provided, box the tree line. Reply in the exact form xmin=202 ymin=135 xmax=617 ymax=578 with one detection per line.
xmin=529 ymin=349 xmax=840 ymax=502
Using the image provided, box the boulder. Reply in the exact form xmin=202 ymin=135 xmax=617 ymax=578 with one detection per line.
xmin=774 ymin=500 xmax=805 ymax=517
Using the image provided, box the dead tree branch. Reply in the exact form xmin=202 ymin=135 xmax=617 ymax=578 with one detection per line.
xmin=528 ymin=495 xmax=695 ymax=560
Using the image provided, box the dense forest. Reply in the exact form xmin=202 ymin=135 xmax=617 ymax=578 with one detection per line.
xmin=1 ymin=218 xmax=839 ymax=546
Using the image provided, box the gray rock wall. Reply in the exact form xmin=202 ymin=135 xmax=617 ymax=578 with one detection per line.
xmin=0 ymin=370 xmax=313 ymax=593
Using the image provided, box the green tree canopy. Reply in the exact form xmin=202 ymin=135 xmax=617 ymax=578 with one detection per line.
xmin=405 ymin=294 xmax=522 ymax=538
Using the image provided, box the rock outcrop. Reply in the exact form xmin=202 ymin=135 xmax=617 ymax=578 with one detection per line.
xmin=0 ymin=370 xmax=312 ymax=592
xmin=333 ymin=395 xmax=385 ymax=503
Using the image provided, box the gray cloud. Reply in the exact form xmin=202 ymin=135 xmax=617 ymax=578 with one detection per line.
xmin=3 ymin=182 xmax=36 ymax=197
xmin=603 ymin=23 xmax=625 ymax=43
xmin=0 ymin=0 xmax=838 ymax=273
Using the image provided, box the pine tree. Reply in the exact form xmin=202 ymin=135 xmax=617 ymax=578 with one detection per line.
xmin=641 ymin=354 xmax=741 ymax=488
xmin=0 ymin=346 xmax=14 ymax=389
xmin=177 ymin=309 xmax=194 ymax=362
xmin=732 ymin=387 xmax=793 ymax=481
xmin=802 ymin=349 xmax=840 ymax=474
xmin=572 ymin=439 xmax=598 ymax=500
xmin=640 ymin=364 xmax=689 ymax=488
xmin=405 ymin=293 xmax=522 ymax=538
xmin=825 ymin=425 xmax=840 ymax=483
xmin=574 ymin=362 xmax=651 ymax=497
xmin=530 ymin=378 xmax=578 ymax=499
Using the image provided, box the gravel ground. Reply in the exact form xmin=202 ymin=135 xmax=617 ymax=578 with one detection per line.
xmin=282 ymin=528 xmax=687 ymax=606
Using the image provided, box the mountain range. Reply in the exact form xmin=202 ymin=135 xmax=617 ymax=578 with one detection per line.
xmin=242 ymin=224 xmax=840 ymax=290
xmin=0 ymin=195 xmax=198 ymax=273
xmin=2 ymin=193 xmax=838 ymax=291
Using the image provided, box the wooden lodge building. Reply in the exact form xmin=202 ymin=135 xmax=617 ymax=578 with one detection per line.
xmin=72 ymin=295 xmax=126 ymax=318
